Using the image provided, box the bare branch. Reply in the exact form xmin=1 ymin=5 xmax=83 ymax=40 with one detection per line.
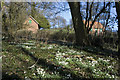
xmin=87 ymin=2 xmax=93 ymax=31
xmin=85 ymin=2 xmax=89 ymax=28
xmin=88 ymin=2 xmax=111 ymax=33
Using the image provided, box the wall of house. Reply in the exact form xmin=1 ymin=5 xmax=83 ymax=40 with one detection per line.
xmin=23 ymin=17 xmax=39 ymax=33
xmin=83 ymin=20 xmax=105 ymax=35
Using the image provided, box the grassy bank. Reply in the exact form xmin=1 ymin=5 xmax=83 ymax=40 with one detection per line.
xmin=2 ymin=40 xmax=119 ymax=79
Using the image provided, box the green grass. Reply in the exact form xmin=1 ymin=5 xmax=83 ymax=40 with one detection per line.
xmin=2 ymin=40 xmax=119 ymax=79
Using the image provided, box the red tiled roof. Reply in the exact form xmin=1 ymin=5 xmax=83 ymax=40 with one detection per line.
xmin=83 ymin=20 xmax=104 ymax=29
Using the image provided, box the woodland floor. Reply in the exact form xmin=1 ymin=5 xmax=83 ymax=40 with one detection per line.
xmin=2 ymin=40 xmax=120 ymax=79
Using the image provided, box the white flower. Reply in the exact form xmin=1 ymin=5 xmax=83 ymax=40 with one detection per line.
xmin=57 ymin=51 xmax=60 ymax=53
xmin=91 ymin=61 xmax=97 ymax=66
xmin=111 ymin=75 xmax=115 ymax=78
xmin=24 ymin=71 xmax=26 ymax=73
xmin=36 ymin=67 xmax=46 ymax=76
xmin=92 ymin=61 xmax=97 ymax=63
xmin=93 ymin=69 xmax=96 ymax=73
xmin=98 ymin=58 xmax=103 ymax=60
xmin=66 ymin=57 xmax=70 ymax=61
xmin=67 ymin=74 xmax=71 ymax=77
xmin=80 ymin=51 xmax=83 ymax=54
xmin=108 ymin=66 xmax=112 ymax=68
xmin=103 ymin=59 xmax=110 ymax=62
xmin=48 ymin=45 xmax=53 ymax=49
xmin=59 ymin=61 xmax=68 ymax=65
xmin=33 ymin=73 xmax=36 ymax=75
xmin=62 ymin=53 xmax=65 ymax=55
xmin=86 ymin=56 xmax=93 ymax=59
xmin=25 ymin=46 xmax=31 ymax=49
xmin=25 ymin=77 xmax=27 ymax=79
xmin=48 ymin=47 xmax=52 ymax=49
xmin=106 ymin=59 xmax=110 ymax=62
xmin=106 ymin=73 xmax=109 ymax=76
xmin=79 ymin=58 xmax=82 ymax=61
xmin=0 ymin=56 xmax=2 ymax=59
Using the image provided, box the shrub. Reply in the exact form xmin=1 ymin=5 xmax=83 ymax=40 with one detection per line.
xmin=49 ymin=29 xmax=75 ymax=42
xmin=14 ymin=29 xmax=33 ymax=42
xmin=88 ymin=35 xmax=104 ymax=48
xmin=67 ymin=33 xmax=75 ymax=42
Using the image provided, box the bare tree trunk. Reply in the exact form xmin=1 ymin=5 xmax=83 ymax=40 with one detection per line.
xmin=68 ymin=2 xmax=88 ymax=46
xmin=115 ymin=2 xmax=120 ymax=54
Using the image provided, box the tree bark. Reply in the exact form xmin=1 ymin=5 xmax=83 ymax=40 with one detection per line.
xmin=68 ymin=2 xmax=88 ymax=46
xmin=115 ymin=2 xmax=120 ymax=54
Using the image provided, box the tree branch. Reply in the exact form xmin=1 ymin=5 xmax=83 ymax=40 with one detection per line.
xmin=87 ymin=2 xmax=93 ymax=32
xmin=88 ymin=2 xmax=111 ymax=33
xmin=85 ymin=2 xmax=89 ymax=28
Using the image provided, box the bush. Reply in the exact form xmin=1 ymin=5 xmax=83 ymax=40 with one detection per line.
xmin=2 ymin=32 xmax=14 ymax=42
xmin=66 ymin=33 xmax=75 ymax=42
xmin=49 ymin=29 xmax=75 ymax=42
xmin=88 ymin=35 xmax=104 ymax=48
xmin=13 ymin=29 xmax=75 ymax=43
xmin=14 ymin=30 xmax=33 ymax=42
xmin=49 ymin=30 xmax=65 ymax=41
xmin=35 ymin=30 xmax=51 ymax=41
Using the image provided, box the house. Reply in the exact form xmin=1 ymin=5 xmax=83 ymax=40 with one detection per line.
xmin=83 ymin=20 xmax=105 ymax=36
xmin=23 ymin=15 xmax=41 ymax=33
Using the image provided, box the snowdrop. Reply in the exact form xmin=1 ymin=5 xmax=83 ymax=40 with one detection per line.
xmin=92 ymin=61 xmax=98 ymax=66
xmin=65 ymin=57 xmax=70 ymax=61
xmin=111 ymin=75 xmax=115 ymax=78
xmin=108 ymin=66 xmax=112 ymax=68
xmin=47 ymin=45 xmax=53 ymax=49
xmin=86 ymin=56 xmax=93 ymax=59
xmin=62 ymin=53 xmax=65 ymax=56
xmin=106 ymin=59 xmax=110 ymax=62
xmin=33 ymin=73 xmax=36 ymax=75
xmin=48 ymin=46 xmax=53 ymax=49
xmin=67 ymin=74 xmax=71 ymax=77
xmin=93 ymin=69 xmax=97 ymax=73
xmin=25 ymin=76 xmax=28 ymax=79
xmin=79 ymin=58 xmax=82 ymax=61
xmin=24 ymin=71 xmax=26 ymax=73
xmin=103 ymin=59 xmax=110 ymax=62
xmin=106 ymin=73 xmax=110 ymax=76
xmin=0 ymin=56 xmax=2 ymax=59
xmin=37 ymin=67 xmax=46 ymax=77
xmin=59 ymin=61 xmax=68 ymax=65
xmin=25 ymin=46 xmax=31 ymax=49
xmin=80 ymin=51 xmax=83 ymax=54
xmin=98 ymin=58 xmax=103 ymax=60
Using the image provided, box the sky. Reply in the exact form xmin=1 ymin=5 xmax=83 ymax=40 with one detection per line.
xmin=58 ymin=9 xmax=72 ymax=25
xmin=110 ymin=7 xmax=118 ymax=31
xmin=57 ymin=2 xmax=118 ymax=31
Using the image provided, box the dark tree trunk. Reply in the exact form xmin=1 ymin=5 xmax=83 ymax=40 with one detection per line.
xmin=115 ymin=2 xmax=120 ymax=77
xmin=68 ymin=2 xmax=88 ymax=46
xmin=115 ymin=2 xmax=120 ymax=54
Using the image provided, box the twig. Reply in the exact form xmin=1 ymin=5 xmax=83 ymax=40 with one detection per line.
xmin=28 ymin=58 xmax=39 ymax=68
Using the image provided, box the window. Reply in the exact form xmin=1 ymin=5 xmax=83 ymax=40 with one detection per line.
xmin=90 ymin=29 xmax=92 ymax=31
xmin=28 ymin=20 xmax=32 ymax=23
xmin=95 ymin=28 xmax=97 ymax=31
xmin=100 ymin=29 xmax=102 ymax=32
